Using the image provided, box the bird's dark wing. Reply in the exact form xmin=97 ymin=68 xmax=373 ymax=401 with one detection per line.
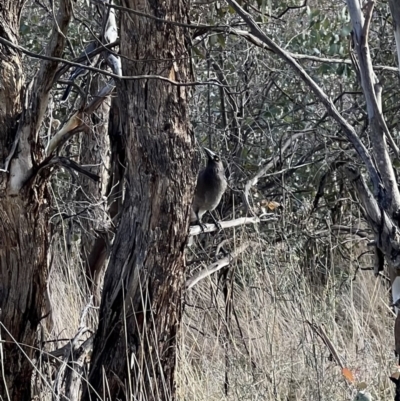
xmin=61 ymin=41 xmax=100 ymax=101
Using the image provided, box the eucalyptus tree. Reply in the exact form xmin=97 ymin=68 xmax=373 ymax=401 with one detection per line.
xmin=0 ymin=1 xmax=194 ymax=400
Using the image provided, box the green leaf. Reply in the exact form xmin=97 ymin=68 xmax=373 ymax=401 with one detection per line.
xmin=329 ymin=43 xmax=338 ymax=55
xmin=192 ymin=46 xmax=205 ymax=59
xmin=340 ymin=25 xmax=352 ymax=37
xmin=217 ymin=34 xmax=226 ymax=48
xmin=393 ymin=159 xmax=400 ymax=168
xmin=319 ymin=63 xmax=334 ymax=75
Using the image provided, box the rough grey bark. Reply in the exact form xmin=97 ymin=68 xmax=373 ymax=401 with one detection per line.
xmin=0 ymin=0 xmax=24 ymax=181
xmin=0 ymin=1 xmax=72 ymax=399
xmin=84 ymin=0 xmax=195 ymax=399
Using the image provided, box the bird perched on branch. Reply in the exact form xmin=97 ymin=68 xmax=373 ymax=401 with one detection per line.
xmin=190 ymin=147 xmax=227 ymax=229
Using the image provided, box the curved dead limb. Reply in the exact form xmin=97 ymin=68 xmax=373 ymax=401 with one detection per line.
xmin=186 ymin=241 xmax=254 ymax=289
xmin=46 ymin=78 xmax=117 ymax=156
xmin=46 ymin=111 xmax=85 ymax=156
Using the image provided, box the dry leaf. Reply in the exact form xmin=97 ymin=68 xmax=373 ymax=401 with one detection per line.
xmin=356 ymin=382 xmax=368 ymax=390
xmin=391 ymin=367 xmax=400 ymax=381
xmin=260 ymin=200 xmax=281 ymax=210
xmin=342 ymin=367 xmax=355 ymax=383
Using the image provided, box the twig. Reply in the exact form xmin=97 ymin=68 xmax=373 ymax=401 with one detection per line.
xmin=0 ymin=36 xmax=227 ymax=88
xmin=244 ymin=132 xmax=307 ymax=209
xmin=306 ymin=321 xmax=345 ymax=369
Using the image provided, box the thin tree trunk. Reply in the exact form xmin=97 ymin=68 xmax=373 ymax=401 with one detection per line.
xmin=79 ymin=74 xmax=112 ymax=302
xmin=85 ymin=1 xmax=195 ymax=399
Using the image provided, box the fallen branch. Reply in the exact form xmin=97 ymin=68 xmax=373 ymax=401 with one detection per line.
xmin=186 ymin=241 xmax=254 ymax=289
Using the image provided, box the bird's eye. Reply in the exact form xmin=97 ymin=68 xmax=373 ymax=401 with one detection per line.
xmin=214 ymin=156 xmax=219 ymax=162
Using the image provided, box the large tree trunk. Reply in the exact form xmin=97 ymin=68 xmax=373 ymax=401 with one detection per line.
xmin=0 ymin=3 xmax=39 ymax=400
xmin=85 ymin=0 xmax=195 ymax=399
xmin=0 ymin=198 xmax=50 ymax=400
xmin=0 ymin=1 xmax=72 ymax=399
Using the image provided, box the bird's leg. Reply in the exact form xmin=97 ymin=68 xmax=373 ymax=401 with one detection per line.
xmin=196 ymin=211 xmax=207 ymax=232
xmin=209 ymin=212 xmax=222 ymax=231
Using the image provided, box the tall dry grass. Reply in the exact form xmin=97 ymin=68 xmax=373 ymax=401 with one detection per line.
xmin=179 ymin=224 xmax=396 ymax=401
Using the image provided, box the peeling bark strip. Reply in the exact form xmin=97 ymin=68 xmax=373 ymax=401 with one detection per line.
xmin=85 ymin=1 xmax=195 ymax=400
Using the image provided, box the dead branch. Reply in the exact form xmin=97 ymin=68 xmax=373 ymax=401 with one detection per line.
xmin=189 ymin=215 xmax=276 ymax=237
xmin=55 ymin=157 xmax=100 ymax=182
xmin=186 ymin=241 xmax=253 ymax=289
xmin=307 ymin=321 xmax=345 ymax=369
xmin=46 ymin=112 xmax=85 ymax=155
xmin=8 ymin=0 xmax=73 ymax=194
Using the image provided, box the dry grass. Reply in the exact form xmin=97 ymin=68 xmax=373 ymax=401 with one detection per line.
xmin=178 ymin=227 xmax=396 ymax=401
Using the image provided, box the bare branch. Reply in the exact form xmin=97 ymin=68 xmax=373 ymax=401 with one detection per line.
xmin=307 ymin=321 xmax=345 ymax=370
xmin=189 ymin=216 xmax=276 ymax=237
xmin=46 ymin=112 xmax=85 ymax=156
xmin=53 ymin=157 xmax=100 ymax=182
xmin=0 ymin=36 xmax=226 ymax=88
xmin=214 ymin=27 xmax=397 ymax=71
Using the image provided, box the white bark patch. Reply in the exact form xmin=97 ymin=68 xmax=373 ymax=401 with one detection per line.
xmin=392 ymin=276 xmax=400 ymax=315
xmin=394 ymin=27 xmax=400 ymax=73
xmin=8 ymin=127 xmax=33 ymax=195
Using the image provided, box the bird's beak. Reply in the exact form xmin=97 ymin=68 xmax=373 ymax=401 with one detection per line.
xmin=203 ymin=147 xmax=216 ymax=160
